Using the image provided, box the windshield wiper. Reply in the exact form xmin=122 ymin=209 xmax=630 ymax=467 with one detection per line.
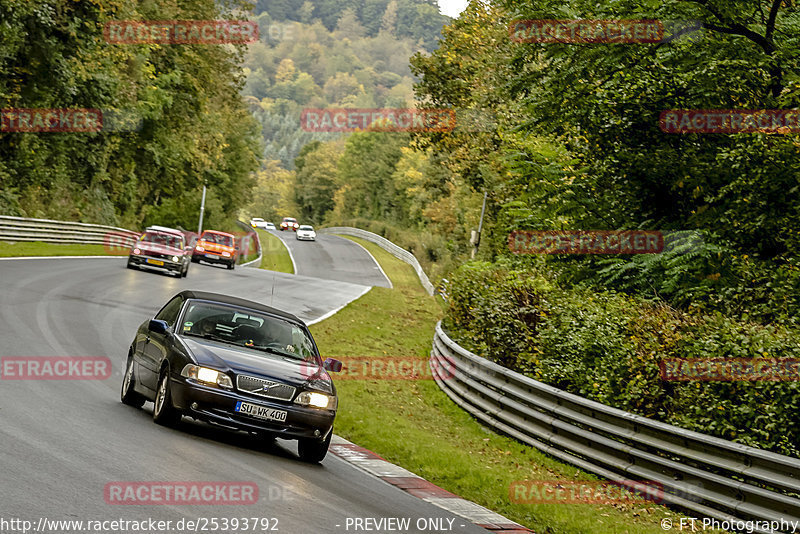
xmin=249 ymin=345 xmax=304 ymax=360
xmin=184 ymin=332 xmax=231 ymax=344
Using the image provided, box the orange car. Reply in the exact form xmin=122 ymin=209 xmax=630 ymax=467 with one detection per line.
xmin=191 ymin=230 xmax=238 ymax=270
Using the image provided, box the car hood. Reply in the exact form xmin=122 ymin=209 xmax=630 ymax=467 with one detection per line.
xmin=180 ymin=336 xmax=330 ymax=391
xmin=197 ymin=240 xmax=234 ymax=251
xmin=137 ymin=242 xmax=184 ymax=255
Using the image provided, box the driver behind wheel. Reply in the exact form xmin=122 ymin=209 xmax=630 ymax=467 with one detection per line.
xmin=234 ymin=325 xmax=265 ymax=347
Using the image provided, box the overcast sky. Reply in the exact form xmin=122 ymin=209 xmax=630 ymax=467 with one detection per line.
xmin=438 ymin=0 xmax=469 ymax=18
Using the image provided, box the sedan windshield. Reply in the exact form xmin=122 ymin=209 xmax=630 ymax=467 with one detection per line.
xmin=140 ymin=232 xmax=183 ymax=249
xmin=201 ymin=233 xmax=233 ymax=246
xmin=298 ymin=225 xmax=314 ymax=231
xmin=180 ymin=301 xmax=317 ymax=363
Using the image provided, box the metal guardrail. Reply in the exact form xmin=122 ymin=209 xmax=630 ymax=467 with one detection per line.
xmin=438 ymin=278 xmax=450 ymax=302
xmin=320 ymin=227 xmax=434 ymax=295
xmin=430 ymin=322 xmax=800 ymax=533
xmin=0 ymin=215 xmax=140 ymax=247
xmin=235 ymin=220 xmax=262 ymax=268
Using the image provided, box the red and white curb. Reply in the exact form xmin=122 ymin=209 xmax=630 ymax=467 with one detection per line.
xmin=330 ymin=436 xmax=533 ymax=533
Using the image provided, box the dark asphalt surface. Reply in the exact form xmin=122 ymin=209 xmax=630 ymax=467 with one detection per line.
xmin=0 ymin=256 xmax=485 ymax=534
xmin=270 ymin=229 xmax=391 ymax=289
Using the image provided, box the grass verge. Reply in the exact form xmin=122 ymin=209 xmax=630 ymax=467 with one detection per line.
xmin=310 ymin=236 xmax=708 ymax=534
xmin=0 ymin=240 xmax=126 ymax=257
xmin=255 ymin=229 xmax=293 ymax=274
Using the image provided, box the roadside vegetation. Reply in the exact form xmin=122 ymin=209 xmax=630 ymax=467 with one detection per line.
xmin=265 ymin=0 xmax=800 ymax=457
xmin=310 ymin=237 xmax=704 ymax=534
xmin=0 ymin=0 xmax=260 ymax=230
xmin=255 ymin=229 xmax=294 ymax=274
xmin=0 ymin=241 xmax=126 ymax=257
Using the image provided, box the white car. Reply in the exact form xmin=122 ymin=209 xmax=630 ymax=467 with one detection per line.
xmin=264 ymin=222 xmax=276 ymax=230
xmin=296 ymin=225 xmax=316 ymax=241
xmin=250 ymin=217 xmax=267 ymax=229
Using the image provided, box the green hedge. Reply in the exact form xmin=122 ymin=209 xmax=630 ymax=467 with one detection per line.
xmin=444 ymin=260 xmax=800 ymax=458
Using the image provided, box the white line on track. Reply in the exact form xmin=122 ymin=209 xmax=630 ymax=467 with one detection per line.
xmin=333 ymin=235 xmax=393 ymax=289
xmin=0 ymin=255 xmax=121 ymax=260
xmin=306 ymin=286 xmax=371 ymax=325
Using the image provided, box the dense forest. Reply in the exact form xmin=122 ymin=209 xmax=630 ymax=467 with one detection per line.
xmin=0 ymin=0 xmax=261 ymax=231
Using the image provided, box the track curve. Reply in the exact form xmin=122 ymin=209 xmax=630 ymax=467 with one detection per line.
xmin=0 ymin=257 xmax=485 ymax=533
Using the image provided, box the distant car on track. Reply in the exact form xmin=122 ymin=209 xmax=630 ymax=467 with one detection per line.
xmin=250 ymin=217 xmax=267 ymax=229
xmin=280 ymin=217 xmax=299 ymax=231
xmin=120 ymin=290 xmax=343 ymax=462
xmin=127 ymin=226 xmax=191 ymax=277
xmin=296 ymin=225 xmax=316 ymax=241
xmin=264 ymin=222 xmax=276 ymax=230
xmin=192 ymin=230 xmax=237 ymax=270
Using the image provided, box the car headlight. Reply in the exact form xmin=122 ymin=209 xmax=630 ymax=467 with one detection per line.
xmin=294 ymin=391 xmax=336 ymax=410
xmin=181 ymin=364 xmax=233 ymax=389
xmin=222 ymin=251 xmax=231 ymax=257
xmin=196 ymin=246 xmax=205 ymax=252
xmin=172 ymin=256 xmax=179 ymax=262
xmin=133 ymin=248 xmax=141 ymax=255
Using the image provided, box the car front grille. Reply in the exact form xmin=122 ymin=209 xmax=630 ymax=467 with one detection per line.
xmin=236 ymin=374 xmax=296 ymax=401
xmin=144 ymin=251 xmax=172 ymax=260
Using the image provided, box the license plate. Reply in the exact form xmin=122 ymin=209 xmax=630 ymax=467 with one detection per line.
xmin=146 ymin=259 xmax=164 ymax=266
xmin=235 ymin=401 xmax=287 ymax=422
xmin=205 ymin=253 xmax=218 ymax=259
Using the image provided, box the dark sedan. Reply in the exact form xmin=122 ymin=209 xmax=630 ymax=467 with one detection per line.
xmin=120 ymin=290 xmax=342 ymax=462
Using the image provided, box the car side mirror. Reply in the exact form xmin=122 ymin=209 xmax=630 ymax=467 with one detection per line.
xmin=148 ymin=319 xmax=169 ymax=335
xmin=323 ymin=358 xmax=342 ymax=373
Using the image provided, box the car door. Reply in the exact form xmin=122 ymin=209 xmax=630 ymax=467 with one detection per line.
xmin=140 ymin=295 xmax=184 ymax=391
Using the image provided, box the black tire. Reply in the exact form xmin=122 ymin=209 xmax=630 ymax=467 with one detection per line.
xmin=126 ymin=258 xmax=137 ymax=270
xmin=191 ymin=256 xmax=199 ymax=263
xmin=121 ymin=353 xmax=146 ymax=408
xmin=181 ymin=264 xmax=188 ymax=278
xmin=153 ymin=370 xmax=181 ymax=426
xmin=228 ymin=261 xmax=235 ymax=270
xmin=297 ymin=430 xmax=332 ymax=463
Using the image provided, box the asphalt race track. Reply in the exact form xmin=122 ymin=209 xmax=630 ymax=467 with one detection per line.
xmin=271 ymin=229 xmax=392 ymax=289
xmin=0 ymin=256 xmax=485 ymax=533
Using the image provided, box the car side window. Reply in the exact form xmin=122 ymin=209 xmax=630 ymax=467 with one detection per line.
xmin=155 ymin=296 xmax=183 ymax=327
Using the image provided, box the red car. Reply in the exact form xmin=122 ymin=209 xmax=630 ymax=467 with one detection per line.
xmin=191 ymin=230 xmax=238 ymax=270
xmin=280 ymin=217 xmax=299 ymax=231
xmin=127 ymin=226 xmax=191 ymax=277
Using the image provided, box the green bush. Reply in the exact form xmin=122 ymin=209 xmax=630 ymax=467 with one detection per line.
xmin=445 ymin=261 xmax=800 ymax=458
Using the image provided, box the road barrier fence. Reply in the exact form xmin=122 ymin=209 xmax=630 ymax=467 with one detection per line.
xmin=320 ymin=226 xmax=434 ymax=295
xmin=429 ymin=322 xmax=800 ymax=534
